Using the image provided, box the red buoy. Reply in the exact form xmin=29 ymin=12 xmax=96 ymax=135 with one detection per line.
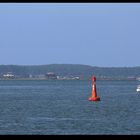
xmin=88 ymin=75 xmax=100 ymax=101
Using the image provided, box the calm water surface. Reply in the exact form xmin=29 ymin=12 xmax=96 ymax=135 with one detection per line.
xmin=0 ymin=80 xmax=139 ymax=135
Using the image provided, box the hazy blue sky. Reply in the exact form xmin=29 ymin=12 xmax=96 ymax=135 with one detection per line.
xmin=0 ymin=3 xmax=140 ymax=67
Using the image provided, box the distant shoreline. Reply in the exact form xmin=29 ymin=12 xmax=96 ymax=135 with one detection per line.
xmin=0 ymin=64 xmax=140 ymax=80
xmin=0 ymin=78 xmax=137 ymax=81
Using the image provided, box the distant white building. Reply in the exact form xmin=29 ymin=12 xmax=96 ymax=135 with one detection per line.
xmin=29 ymin=74 xmax=33 ymax=78
xmin=3 ymin=72 xmax=14 ymax=79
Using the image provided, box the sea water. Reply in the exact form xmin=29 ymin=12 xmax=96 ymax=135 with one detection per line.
xmin=0 ymin=80 xmax=139 ymax=135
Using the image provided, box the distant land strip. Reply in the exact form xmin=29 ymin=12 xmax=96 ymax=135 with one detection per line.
xmin=0 ymin=64 xmax=140 ymax=80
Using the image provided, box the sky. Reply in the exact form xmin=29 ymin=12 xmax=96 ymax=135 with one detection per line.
xmin=0 ymin=3 xmax=140 ymax=67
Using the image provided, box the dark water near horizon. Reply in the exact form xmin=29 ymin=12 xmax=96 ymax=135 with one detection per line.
xmin=0 ymin=80 xmax=140 ymax=135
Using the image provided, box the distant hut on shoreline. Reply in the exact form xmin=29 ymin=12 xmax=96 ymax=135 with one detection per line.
xmin=46 ymin=72 xmax=57 ymax=79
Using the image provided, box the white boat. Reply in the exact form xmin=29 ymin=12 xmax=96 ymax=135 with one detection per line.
xmin=136 ymin=85 xmax=140 ymax=92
